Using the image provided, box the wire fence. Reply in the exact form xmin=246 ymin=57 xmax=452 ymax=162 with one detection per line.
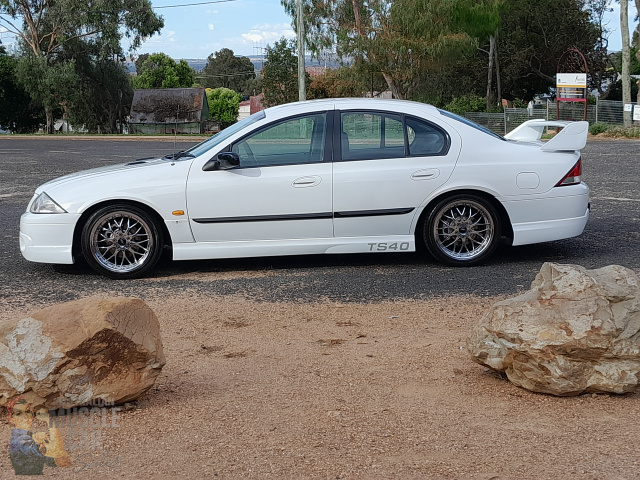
xmin=463 ymin=99 xmax=630 ymax=135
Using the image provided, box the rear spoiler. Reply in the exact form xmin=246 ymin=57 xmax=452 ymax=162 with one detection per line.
xmin=504 ymin=120 xmax=588 ymax=151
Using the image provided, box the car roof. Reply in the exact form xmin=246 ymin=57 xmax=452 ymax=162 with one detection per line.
xmin=264 ymin=98 xmax=441 ymax=116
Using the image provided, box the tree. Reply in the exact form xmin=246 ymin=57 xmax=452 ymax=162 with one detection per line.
xmin=261 ymin=38 xmax=308 ymax=106
xmin=205 ymin=87 xmax=241 ymax=127
xmin=133 ymin=53 xmax=195 ymax=89
xmin=135 ymin=53 xmax=150 ymax=75
xmin=0 ymin=48 xmax=44 ymax=132
xmin=201 ymin=48 xmax=256 ymax=95
xmin=0 ymin=0 xmax=163 ymax=132
xmin=307 ymin=66 xmax=381 ymax=99
xmin=281 ymin=0 xmax=499 ymax=99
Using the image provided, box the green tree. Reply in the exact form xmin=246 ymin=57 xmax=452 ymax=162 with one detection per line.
xmin=201 ymin=48 xmax=256 ymax=95
xmin=135 ymin=53 xmax=151 ymax=75
xmin=413 ymin=0 xmax=607 ymax=108
xmin=0 ymin=47 xmax=44 ymax=132
xmin=205 ymin=87 xmax=241 ymax=127
xmin=281 ymin=0 xmax=499 ymax=99
xmin=261 ymin=38 xmax=308 ymax=106
xmin=133 ymin=53 xmax=195 ymax=89
xmin=307 ymin=66 xmax=381 ymax=99
xmin=0 ymin=0 xmax=163 ymax=132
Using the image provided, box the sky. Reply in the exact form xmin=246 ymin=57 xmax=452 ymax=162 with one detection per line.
xmin=132 ymin=0 xmax=296 ymax=59
xmin=0 ymin=0 xmax=638 ymax=59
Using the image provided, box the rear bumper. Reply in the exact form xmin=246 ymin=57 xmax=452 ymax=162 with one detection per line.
xmin=503 ymin=185 xmax=590 ymax=246
xmin=20 ymin=212 xmax=80 ymax=264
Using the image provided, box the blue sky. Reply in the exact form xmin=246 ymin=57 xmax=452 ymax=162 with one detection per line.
xmin=0 ymin=0 xmax=637 ymax=58
xmin=133 ymin=0 xmax=296 ymax=59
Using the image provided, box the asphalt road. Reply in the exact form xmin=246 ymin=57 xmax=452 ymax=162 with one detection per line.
xmin=0 ymin=136 xmax=638 ymax=308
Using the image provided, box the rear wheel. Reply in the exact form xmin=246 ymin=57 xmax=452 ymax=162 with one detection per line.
xmin=81 ymin=204 xmax=163 ymax=279
xmin=423 ymin=194 xmax=501 ymax=266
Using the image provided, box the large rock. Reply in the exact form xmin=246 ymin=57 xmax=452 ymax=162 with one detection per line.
xmin=468 ymin=263 xmax=640 ymax=396
xmin=0 ymin=296 xmax=165 ymax=408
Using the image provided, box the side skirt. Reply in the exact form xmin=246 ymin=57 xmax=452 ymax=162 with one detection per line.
xmin=172 ymin=236 xmax=417 ymax=261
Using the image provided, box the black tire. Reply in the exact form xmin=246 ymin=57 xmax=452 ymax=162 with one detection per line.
xmin=423 ymin=194 xmax=501 ymax=266
xmin=81 ymin=204 xmax=163 ymax=279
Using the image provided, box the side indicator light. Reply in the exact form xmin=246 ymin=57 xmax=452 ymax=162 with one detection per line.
xmin=172 ymin=210 xmax=185 ymax=216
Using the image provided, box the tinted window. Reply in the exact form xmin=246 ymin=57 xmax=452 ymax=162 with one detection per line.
xmin=438 ymin=109 xmax=505 ymax=141
xmin=406 ymin=117 xmax=448 ymax=156
xmin=341 ymin=112 xmax=405 ymax=161
xmin=232 ymin=113 xmax=327 ymax=167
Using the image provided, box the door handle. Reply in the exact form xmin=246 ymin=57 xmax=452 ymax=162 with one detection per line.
xmin=411 ymin=169 xmax=440 ymax=180
xmin=293 ymin=176 xmax=321 ymax=187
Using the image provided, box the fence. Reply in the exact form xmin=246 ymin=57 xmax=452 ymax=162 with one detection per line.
xmin=463 ymin=99 xmax=627 ymax=135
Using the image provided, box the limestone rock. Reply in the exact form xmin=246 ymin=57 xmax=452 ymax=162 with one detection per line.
xmin=467 ymin=263 xmax=640 ymax=396
xmin=0 ymin=296 xmax=165 ymax=408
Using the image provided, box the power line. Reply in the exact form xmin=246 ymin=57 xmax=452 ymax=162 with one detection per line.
xmin=0 ymin=0 xmax=239 ymax=16
xmin=154 ymin=0 xmax=238 ymax=9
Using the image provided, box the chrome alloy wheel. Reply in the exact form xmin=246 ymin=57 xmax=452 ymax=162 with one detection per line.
xmin=89 ymin=210 xmax=154 ymax=273
xmin=432 ymin=199 xmax=495 ymax=261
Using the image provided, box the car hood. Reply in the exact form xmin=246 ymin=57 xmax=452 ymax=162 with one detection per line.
xmin=36 ymin=157 xmax=170 ymax=193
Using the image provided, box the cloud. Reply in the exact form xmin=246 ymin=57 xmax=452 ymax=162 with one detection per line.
xmin=209 ymin=24 xmax=214 ymax=31
xmin=239 ymin=23 xmax=295 ymax=46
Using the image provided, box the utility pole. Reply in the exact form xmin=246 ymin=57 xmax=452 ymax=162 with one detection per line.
xmin=296 ymin=0 xmax=306 ymax=101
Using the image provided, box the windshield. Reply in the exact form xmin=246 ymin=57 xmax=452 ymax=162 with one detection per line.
xmin=186 ymin=110 xmax=266 ymax=157
xmin=438 ymin=109 xmax=505 ymax=141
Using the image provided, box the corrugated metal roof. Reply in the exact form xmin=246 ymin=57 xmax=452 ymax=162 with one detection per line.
xmin=130 ymin=88 xmax=210 ymax=124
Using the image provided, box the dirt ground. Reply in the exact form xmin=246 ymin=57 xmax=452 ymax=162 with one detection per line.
xmin=2 ymin=285 xmax=640 ymax=479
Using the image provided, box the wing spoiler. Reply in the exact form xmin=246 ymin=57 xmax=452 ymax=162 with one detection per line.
xmin=504 ymin=120 xmax=588 ymax=151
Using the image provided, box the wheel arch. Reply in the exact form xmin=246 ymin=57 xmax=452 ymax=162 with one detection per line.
xmin=414 ymin=189 xmax=514 ymax=249
xmin=72 ymin=199 xmax=173 ymax=259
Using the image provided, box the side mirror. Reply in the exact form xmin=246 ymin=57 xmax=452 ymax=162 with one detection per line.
xmin=202 ymin=152 xmax=240 ymax=172
xmin=218 ymin=152 xmax=240 ymax=167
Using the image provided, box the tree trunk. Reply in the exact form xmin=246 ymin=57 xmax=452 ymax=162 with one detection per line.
xmin=621 ymin=0 xmax=632 ymax=126
xmin=45 ymin=106 xmax=54 ymax=134
xmin=494 ymin=31 xmax=502 ymax=109
xmin=381 ymin=72 xmax=406 ymax=100
xmin=486 ymin=35 xmax=495 ymax=111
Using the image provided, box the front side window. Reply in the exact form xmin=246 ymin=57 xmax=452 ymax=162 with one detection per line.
xmin=341 ymin=112 xmax=404 ymax=161
xmin=232 ymin=113 xmax=327 ymax=168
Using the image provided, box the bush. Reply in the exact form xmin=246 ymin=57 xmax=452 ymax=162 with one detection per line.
xmin=589 ymin=122 xmax=609 ymax=135
xmin=444 ymin=94 xmax=487 ymax=115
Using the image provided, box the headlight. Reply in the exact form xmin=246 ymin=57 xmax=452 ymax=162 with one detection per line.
xmin=30 ymin=192 xmax=67 ymax=214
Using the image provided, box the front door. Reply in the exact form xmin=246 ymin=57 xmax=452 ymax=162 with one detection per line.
xmin=186 ymin=112 xmax=333 ymax=243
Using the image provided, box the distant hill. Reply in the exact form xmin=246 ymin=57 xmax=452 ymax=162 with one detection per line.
xmin=126 ymin=55 xmax=342 ymax=75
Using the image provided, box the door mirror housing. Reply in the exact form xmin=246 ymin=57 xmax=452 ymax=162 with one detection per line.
xmin=202 ymin=151 xmax=241 ymax=171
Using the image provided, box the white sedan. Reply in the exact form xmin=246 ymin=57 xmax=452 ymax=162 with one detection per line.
xmin=20 ymin=98 xmax=589 ymax=279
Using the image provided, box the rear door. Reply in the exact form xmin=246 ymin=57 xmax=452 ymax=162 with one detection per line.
xmin=332 ymin=110 xmax=461 ymax=238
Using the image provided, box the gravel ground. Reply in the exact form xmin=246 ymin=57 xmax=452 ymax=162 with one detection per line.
xmin=1 ymin=291 xmax=640 ymax=479
xmin=1 ymin=137 xmax=639 ymax=478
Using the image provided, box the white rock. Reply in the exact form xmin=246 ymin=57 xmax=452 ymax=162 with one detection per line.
xmin=467 ymin=263 xmax=640 ymax=396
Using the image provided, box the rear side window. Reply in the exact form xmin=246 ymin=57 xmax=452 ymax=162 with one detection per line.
xmin=341 ymin=112 xmax=405 ymax=161
xmin=339 ymin=111 xmax=449 ymax=161
xmin=406 ymin=117 xmax=448 ymax=156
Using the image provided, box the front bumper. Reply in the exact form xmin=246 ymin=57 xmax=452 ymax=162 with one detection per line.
xmin=20 ymin=212 xmax=81 ymax=264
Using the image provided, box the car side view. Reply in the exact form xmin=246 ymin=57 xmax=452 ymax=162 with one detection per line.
xmin=20 ymin=98 xmax=589 ymax=279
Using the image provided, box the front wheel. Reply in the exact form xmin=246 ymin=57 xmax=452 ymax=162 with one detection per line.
xmin=81 ymin=204 xmax=164 ymax=279
xmin=423 ymin=194 xmax=501 ymax=266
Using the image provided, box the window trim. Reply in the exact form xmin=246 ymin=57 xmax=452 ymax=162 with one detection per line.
xmin=226 ymin=111 xmax=332 ymax=169
xmin=334 ymin=109 xmax=451 ymax=163
xmin=405 ymin=114 xmax=451 ymax=157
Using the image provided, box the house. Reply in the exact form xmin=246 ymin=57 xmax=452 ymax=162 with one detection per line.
xmin=128 ymin=87 xmax=210 ymax=134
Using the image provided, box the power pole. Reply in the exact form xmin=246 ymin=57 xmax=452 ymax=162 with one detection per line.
xmin=296 ymin=0 xmax=306 ymax=101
